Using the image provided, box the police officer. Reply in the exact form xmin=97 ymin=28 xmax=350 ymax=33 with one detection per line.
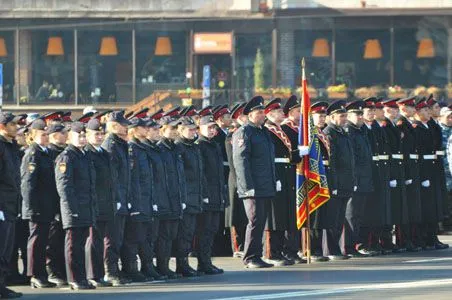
xmin=0 ymin=112 xmax=23 ymax=299
xmin=157 ymin=116 xmax=185 ymax=279
xmin=343 ymin=100 xmax=375 ymax=256
xmin=175 ymin=117 xmax=204 ymax=277
xmin=141 ymin=118 xmax=167 ymax=281
xmin=396 ymin=97 xmax=423 ymax=251
xmin=382 ymin=99 xmax=408 ymax=252
xmin=46 ymin=122 xmax=68 ymax=286
xmin=21 ymin=120 xmax=59 ymax=288
xmin=323 ymin=100 xmax=355 ymax=260
xmin=225 ymin=103 xmax=248 ymax=258
xmin=439 ymin=106 xmax=452 ymax=229
xmin=84 ymin=119 xmax=114 ymax=287
xmin=55 ymin=122 xmax=97 ymax=290
xmin=123 ymin=117 xmax=154 ymax=282
xmin=102 ymin=111 xmax=131 ymax=285
xmin=262 ymin=98 xmax=294 ymax=266
xmin=197 ymin=115 xmax=227 ymax=274
xmin=233 ymin=96 xmax=276 ymax=268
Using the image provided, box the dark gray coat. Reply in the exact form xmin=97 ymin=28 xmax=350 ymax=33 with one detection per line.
xmin=0 ymin=135 xmax=22 ymax=220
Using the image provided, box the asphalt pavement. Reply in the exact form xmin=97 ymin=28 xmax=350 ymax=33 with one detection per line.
xmin=12 ymin=235 xmax=452 ymax=299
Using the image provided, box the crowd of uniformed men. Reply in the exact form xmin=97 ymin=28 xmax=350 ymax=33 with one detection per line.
xmin=0 ymin=92 xmax=451 ymax=297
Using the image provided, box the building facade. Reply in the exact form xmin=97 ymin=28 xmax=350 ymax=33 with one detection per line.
xmin=1 ymin=0 xmax=452 ymax=110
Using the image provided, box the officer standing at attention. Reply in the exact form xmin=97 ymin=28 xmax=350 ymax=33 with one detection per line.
xmin=21 ymin=120 xmax=59 ymax=288
xmin=55 ymin=122 xmax=97 ymax=290
xmin=84 ymin=119 xmax=114 ymax=287
xmin=102 ymin=111 xmax=131 ymax=286
xmin=175 ymin=117 xmax=205 ymax=277
xmin=197 ymin=115 xmax=227 ymax=275
xmin=323 ymin=100 xmax=355 ymax=260
xmin=0 ymin=112 xmax=23 ymax=299
xmin=233 ymin=96 xmax=276 ymax=269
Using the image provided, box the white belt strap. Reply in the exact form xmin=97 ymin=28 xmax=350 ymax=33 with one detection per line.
xmin=379 ymin=155 xmax=389 ymax=160
xmin=223 ymin=161 xmax=229 ymax=166
xmin=392 ymin=154 xmax=404 ymax=160
xmin=436 ymin=150 xmax=445 ymax=156
xmin=275 ymin=158 xmax=290 ymax=163
xmin=322 ymin=160 xmax=329 ymax=166
xmin=423 ymin=154 xmax=437 ymax=160
xmin=372 ymin=156 xmax=379 ymax=161
xmin=409 ymin=154 xmax=419 ymax=160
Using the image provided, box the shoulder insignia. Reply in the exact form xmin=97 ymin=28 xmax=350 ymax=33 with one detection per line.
xmin=58 ymin=162 xmax=67 ymax=174
xmin=237 ymin=138 xmax=244 ymax=148
xmin=28 ymin=162 xmax=36 ymax=173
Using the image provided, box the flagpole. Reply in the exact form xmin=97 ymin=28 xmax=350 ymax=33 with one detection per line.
xmin=301 ymin=58 xmax=311 ymax=264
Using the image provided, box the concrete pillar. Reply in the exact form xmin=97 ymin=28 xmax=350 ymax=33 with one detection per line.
xmin=278 ymin=30 xmax=295 ymax=88
xmin=17 ymin=30 xmax=32 ymax=102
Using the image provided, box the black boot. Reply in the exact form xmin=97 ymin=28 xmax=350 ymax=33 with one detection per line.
xmin=157 ymin=257 xmax=179 ymax=280
xmin=142 ymin=262 xmax=167 ymax=281
xmin=176 ymin=257 xmax=198 ymax=277
xmin=123 ymin=262 xmax=148 ymax=283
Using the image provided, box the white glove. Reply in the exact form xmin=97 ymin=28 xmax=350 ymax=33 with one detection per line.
xmin=389 ymin=180 xmax=397 ymax=188
xmin=117 ymin=202 xmax=121 ymax=211
xmin=353 ymin=186 xmax=357 ymax=192
xmin=332 ymin=190 xmax=338 ymax=196
xmin=152 ymin=205 xmax=158 ymax=212
xmin=71 ymin=214 xmax=79 ymax=218
xmin=276 ymin=180 xmax=282 ymax=192
xmin=298 ymin=145 xmax=309 ymax=157
xmin=182 ymin=203 xmax=187 ymax=210
xmin=245 ymin=189 xmax=255 ymax=198
xmin=0 ymin=211 xmax=4 ymax=221
xmin=130 ymin=212 xmax=140 ymax=216
xmin=203 ymin=198 xmax=209 ymax=204
xmin=127 ymin=203 xmax=132 ymax=210
xmin=421 ymin=180 xmax=431 ymax=188
xmin=405 ymin=179 xmax=413 ymax=185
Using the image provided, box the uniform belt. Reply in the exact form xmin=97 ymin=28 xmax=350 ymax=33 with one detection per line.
xmin=275 ymin=158 xmax=290 ymax=163
xmin=392 ymin=154 xmax=404 ymax=160
xmin=322 ymin=160 xmax=329 ymax=166
xmin=378 ymin=155 xmax=389 ymax=160
xmin=409 ymin=154 xmax=419 ymax=160
xmin=223 ymin=161 xmax=229 ymax=166
xmin=372 ymin=156 xmax=379 ymax=161
xmin=423 ymin=154 xmax=437 ymax=160
xmin=436 ymin=151 xmax=445 ymax=156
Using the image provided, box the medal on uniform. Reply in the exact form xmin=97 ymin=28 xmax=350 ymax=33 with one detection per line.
xmin=28 ymin=163 xmax=36 ymax=173
xmin=59 ymin=162 xmax=67 ymax=173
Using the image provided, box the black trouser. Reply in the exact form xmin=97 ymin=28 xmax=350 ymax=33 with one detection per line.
xmin=46 ymin=220 xmax=65 ymax=278
xmin=325 ymin=196 xmax=348 ymax=256
xmin=242 ymin=197 xmax=269 ymax=264
xmin=310 ymin=229 xmax=324 ymax=256
xmin=0 ymin=220 xmax=15 ymax=288
xmin=156 ymin=219 xmax=178 ymax=261
xmin=86 ymin=221 xmax=111 ymax=280
xmin=142 ymin=218 xmax=159 ymax=263
xmin=283 ymin=229 xmax=300 ymax=257
xmin=64 ymin=227 xmax=90 ymax=283
xmin=230 ymin=225 xmax=246 ymax=254
xmin=121 ymin=220 xmax=149 ymax=273
xmin=104 ymin=214 xmax=126 ymax=276
xmin=176 ymin=213 xmax=197 ymax=258
xmin=9 ymin=219 xmax=28 ymax=277
xmin=27 ymin=222 xmax=51 ymax=278
xmin=263 ymin=230 xmax=284 ymax=259
xmin=197 ymin=211 xmax=220 ymax=267
xmin=344 ymin=193 xmax=369 ymax=251
xmin=421 ymin=222 xmax=438 ymax=246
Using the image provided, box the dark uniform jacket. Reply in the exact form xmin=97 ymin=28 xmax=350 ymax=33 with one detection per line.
xmin=214 ymin=128 xmax=230 ymax=181
xmin=55 ymin=145 xmax=97 ymax=229
xmin=128 ymin=138 xmax=153 ymax=222
xmin=198 ymin=135 xmax=228 ymax=212
xmin=345 ymin=121 xmax=373 ymax=193
xmin=85 ymin=144 xmax=115 ymax=222
xmin=281 ymin=119 xmax=302 ymax=164
xmin=232 ymin=122 xmax=276 ymax=199
xmin=142 ymin=139 xmax=166 ymax=218
xmin=397 ymin=116 xmax=422 ymax=223
xmin=323 ymin=122 xmax=356 ymax=198
xmin=0 ymin=135 xmax=22 ymax=220
xmin=175 ymin=137 xmax=204 ymax=214
xmin=157 ymin=138 xmax=185 ymax=220
xmin=48 ymin=143 xmax=66 ymax=159
xmin=264 ymin=120 xmax=294 ymax=231
xmin=102 ymin=133 xmax=130 ymax=216
xmin=413 ymin=120 xmax=441 ymax=223
xmin=21 ymin=143 xmax=59 ymax=222
xmin=381 ymin=118 xmax=408 ymax=225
